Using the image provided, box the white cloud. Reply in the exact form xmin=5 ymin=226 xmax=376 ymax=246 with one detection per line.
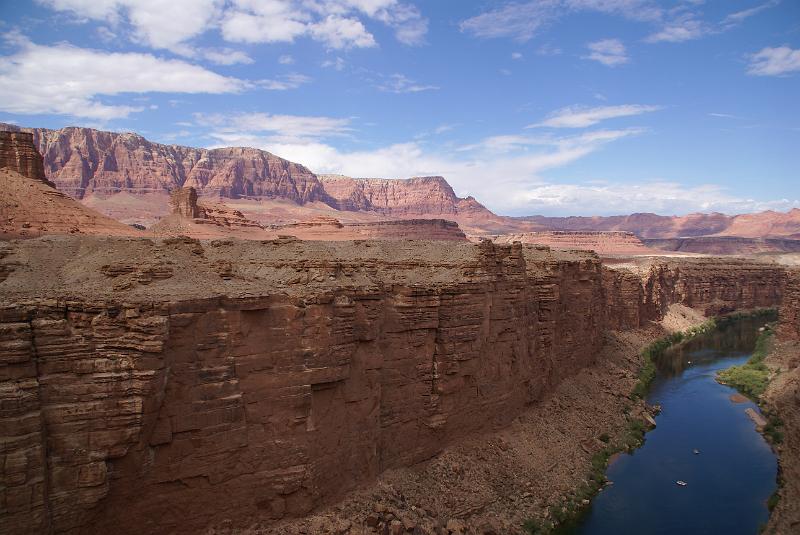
xmin=40 ymin=0 xmax=428 ymax=52
xmin=376 ymin=73 xmax=438 ymax=93
xmin=722 ymin=0 xmax=780 ymax=28
xmin=309 ymin=15 xmax=376 ymax=49
xmin=746 ymin=46 xmax=800 ymax=76
xmin=38 ymin=0 xmax=223 ymax=55
xmin=529 ymin=104 xmax=661 ymax=128
xmin=278 ymin=54 xmax=295 ymax=64
xmin=195 ymin=111 xmax=352 ymax=144
xmin=0 ymin=36 xmax=247 ymax=120
xmin=460 ymin=0 xmax=662 ymax=41
xmin=322 ymin=57 xmax=346 ymax=70
xmin=512 ymin=182 xmax=800 ymax=216
xmin=511 ymin=52 xmax=523 ymax=60
xmin=201 ymin=48 xmax=254 ymax=65
xmin=583 ymin=38 xmax=628 ymax=66
xmin=221 ymin=5 xmax=308 ymax=44
xmin=644 ymin=14 xmax=706 ymax=43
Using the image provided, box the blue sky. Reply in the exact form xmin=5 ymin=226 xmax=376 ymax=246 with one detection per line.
xmin=0 ymin=0 xmax=798 ymax=216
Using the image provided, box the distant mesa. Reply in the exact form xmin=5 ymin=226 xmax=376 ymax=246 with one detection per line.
xmin=2 ymin=122 xmax=799 ymax=254
xmin=491 ymin=231 xmax=656 ymax=256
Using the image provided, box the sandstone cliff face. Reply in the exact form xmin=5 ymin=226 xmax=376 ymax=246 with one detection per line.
xmin=601 ymin=258 xmax=786 ymax=331
xmin=0 ymin=238 xmax=787 ymax=534
xmin=0 ymin=131 xmax=51 ymax=186
xmin=779 ymin=270 xmax=800 ymax=340
xmin=0 ymin=238 xmax=604 ymax=534
xmin=0 ymin=124 xmax=326 ymax=202
xmin=318 ymin=174 xmax=489 ymax=217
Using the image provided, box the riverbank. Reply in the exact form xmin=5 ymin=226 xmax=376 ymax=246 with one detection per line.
xmin=761 ymin=339 xmax=800 ymax=534
xmin=202 ymin=306 xmax=705 ymax=535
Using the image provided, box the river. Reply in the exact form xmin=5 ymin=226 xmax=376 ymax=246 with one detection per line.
xmin=574 ymin=315 xmax=779 ymax=535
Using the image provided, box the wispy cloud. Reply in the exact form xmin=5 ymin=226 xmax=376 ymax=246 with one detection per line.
xmin=258 ymin=73 xmax=312 ymax=90
xmin=722 ymin=0 xmax=781 ymax=28
xmin=644 ymin=14 xmax=707 ymax=43
xmin=201 ymin=47 xmax=254 ymax=65
xmin=194 ymin=111 xmax=352 ymax=145
xmin=583 ymin=39 xmax=629 ymax=66
xmin=322 ymin=57 xmax=346 ymax=71
xmin=646 ymin=0 xmax=781 ymax=44
xmin=746 ymin=46 xmax=800 ymax=76
xmin=528 ymin=104 xmax=661 ymax=129
xmin=376 ymin=73 xmax=438 ymax=93
xmin=536 ymin=43 xmax=563 ymax=56
xmin=460 ymin=1 xmax=662 ymax=41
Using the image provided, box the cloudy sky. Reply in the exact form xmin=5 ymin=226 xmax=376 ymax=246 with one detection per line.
xmin=1 ymin=0 xmax=798 ymax=216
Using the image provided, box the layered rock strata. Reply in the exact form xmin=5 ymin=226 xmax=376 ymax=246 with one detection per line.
xmin=493 ymin=231 xmax=653 ymax=256
xmin=644 ymin=236 xmax=800 ymax=255
xmin=278 ymin=217 xmax=468 ymax=241
xmin=779 ymin=269 xmax=800 ymax=340
xmin=0 ymin=238 xmax=786 ymax=534
xmin=0 ymin=131 xmax=52 ymax=186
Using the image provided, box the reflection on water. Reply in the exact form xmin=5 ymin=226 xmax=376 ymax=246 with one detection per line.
xmin=656 ymin=313 xmax=777 ymax=378
xmin=574 ymin=314 xmax=778 ymax=535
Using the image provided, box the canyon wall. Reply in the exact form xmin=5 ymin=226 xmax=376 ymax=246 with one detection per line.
xmin=779 ymin=269 xmax=800 ymax=340
xmin=493 ymin=231 xmax=653 ymax=256
xmin=0 ymin=238 xmax=786 ymax=534
xmin=0 ymin=123 xmax=325 ymax=202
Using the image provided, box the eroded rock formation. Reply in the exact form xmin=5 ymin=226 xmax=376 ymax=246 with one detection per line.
xmin=0 ymin=237 xmax=787 ymax=534
xmin=169 ymin=186 xmax=201 ymax=218
xmin=493 ymin=231 xmax=653 ymax=256
xmin=0 ymin=131 xmax=51 ymax=186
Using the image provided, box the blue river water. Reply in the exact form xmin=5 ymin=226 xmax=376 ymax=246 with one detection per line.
xmin=574 ymin=316 xmax=778 ymax=535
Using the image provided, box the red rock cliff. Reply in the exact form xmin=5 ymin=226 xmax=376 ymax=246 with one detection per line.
xmin=0 ymin=123 xmax=326 ymax=202
xmin=0 ymin=131 xmax=51 ymax=186
xmin=0 ymin=239 xmax=787 ymax=534
xmin=779 ymin=269 xmax=800 ymax=340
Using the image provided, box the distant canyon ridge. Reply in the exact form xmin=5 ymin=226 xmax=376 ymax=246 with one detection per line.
xmin=1 ymin=122 xmax=799 ymax=248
